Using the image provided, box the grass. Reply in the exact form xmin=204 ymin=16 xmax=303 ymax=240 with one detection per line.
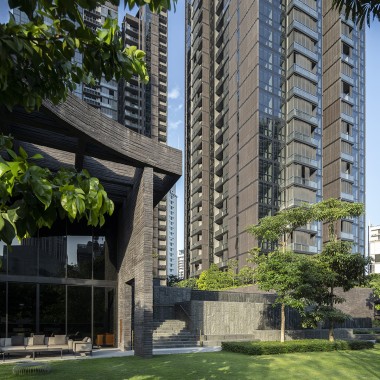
xmin=1 ymin=346 xmax=380 ymax=379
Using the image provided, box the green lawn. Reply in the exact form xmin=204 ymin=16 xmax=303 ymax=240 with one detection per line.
xmin=1 ymin=347 xmax=380 ymax=380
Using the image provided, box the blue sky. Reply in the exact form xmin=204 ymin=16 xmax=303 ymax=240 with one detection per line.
xmin=1 ymin=1 xmax=379 ymax=250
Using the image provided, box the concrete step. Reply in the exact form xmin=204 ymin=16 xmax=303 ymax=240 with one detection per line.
xmin=154 ymin=342 xmax=201 ymax=349
xmin=154 ymin=337 xmax=198 ymax=342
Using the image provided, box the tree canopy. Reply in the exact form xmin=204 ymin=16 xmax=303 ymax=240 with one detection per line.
xmin=332 ymin=0 xmax=380 ymax=28
xmin=0 ymin=0 xmax=177 ymax=111
xmin=0 ymin=0 xmax=177 ymax=244
xmin=0 ymin=135 xmax=114 ymax=245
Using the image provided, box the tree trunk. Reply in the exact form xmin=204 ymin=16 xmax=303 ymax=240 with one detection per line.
xmin=329 ymin=286 xmax=334 ymax=341
xmin=281 ymin=303 xmax=285 ymax=343
xmin=329 ymin=321 xmax=334 ymax=342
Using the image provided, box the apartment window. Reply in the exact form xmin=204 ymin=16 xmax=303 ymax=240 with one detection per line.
xmin=342 ymin=43 xmax=351 ymax=57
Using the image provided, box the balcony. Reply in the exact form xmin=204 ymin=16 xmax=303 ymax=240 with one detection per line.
xmin=282 ymin=176 xmax=318 ymax=190
xmin=215 ymin=176 xmax=223 ymax=192
xmin=192 ymin=78 xmax=202 ymax=99
xmin=192 ymin=165 xmax=203 ymax=181
xmin=341 ymin=112 xmax=354 ymax=124
xmin=341 ymin=93 xmax=354 ymax=105
xmin=340 ymin=132 xmax=355 ymax=143
xmin=215 ymin=107 xmax=228 ymax=127
xmin=215 ymin=157 xmax=228 ymax=176
xmin=298 ymin=222 xmax=319 ymax=234
xmin=288 ymin=242 xmax=318 ymax=254
xmin=289 ymin=42 xmax=318 ymax=62
xmin=341 ymin=192 xmax=354 ymax=202
xmin=192 ymin=107 xmax=202 ymax=125
xmin=280 ymin=198 xmax=313 ymax=210
xmin=287 ymin=108 xmax=318 ymax=126
xmin=191 ymin=178 xmax=202 ymax=195
xmin=341 ymin=33 xmax=354 ymax=47
xmin=288 ymin=86 xmax=318 ymax=105
xmin=340 ymin=72 xmax=354 ymax=86
xmin=341 ymin=151 xmax=354 ymax=162
xmin=190 ymin=254 xmax=202 ymax=264
xmin=341 ymin=54 xmax=354 ymax=66
xmin=214 ymin=190 xmax=228 ymax=208
xmin=341 ymin=231 xmax=354 ymax=241
xmin=214 ymin=242 xmax=227 ymax=256
xmin=215 ymin=123 xmax=227 ymax=144
xmin=191 ymin=150 xmax=202 ymax=168
xmin=286 ymin=154 xmax=318 ymax=168
xmin=83 ymin=96 xmax=100 ymax=107
xmin=192 ymin=121 xmax=202 ymax=141
xmin=215 ymin=142 xmax=228 ymax=160
xmin=192 ymin=134 xmax=202 ymax=152
xmin=215 ymin=224 xmax=228 ymax=240
xmin=191 ymin=240 xmax=203 ymax=250
xmin=288 ymin=130 xmax=318 ymax=147
xmin=214 ymin=208 xmax=228 ymax=224
xmin=288 ymin=64 xmax=318 ymax=83
xmin=289 ymin=20 xmax=318 ymax=40
xmin=341 ymin=172 xmax=354 ymax=182
xmin=287 ymin=0 xmax=317 ymax=18
xmin=191 ymin=221 xmax=203 ymax=236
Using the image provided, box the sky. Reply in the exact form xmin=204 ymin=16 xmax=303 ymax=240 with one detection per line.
xmin=0 ymin=1 xmax=379 ymax=251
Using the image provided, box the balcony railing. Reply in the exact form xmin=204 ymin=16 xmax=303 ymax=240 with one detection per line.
xmin=287 ymin=108 xmax=318 ymax=126
xmin=288 ymin=130 xmax=318 ymax=147
xmin=288 ymin=242 xmax=318 ymax=254
xmin=286 ymin=154 xmax=318 ymax=168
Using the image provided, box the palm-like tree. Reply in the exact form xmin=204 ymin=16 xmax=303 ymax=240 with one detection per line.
xmin=332 ymin=0 xmax=380 ymax=28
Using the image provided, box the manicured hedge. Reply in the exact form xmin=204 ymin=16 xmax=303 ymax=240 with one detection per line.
xmin=221 ymin=339 xmax=374 ymax=356
xmin=353 ymin=329 xmax=380 ymax=335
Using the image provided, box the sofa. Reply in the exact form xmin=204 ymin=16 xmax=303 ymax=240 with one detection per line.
xmin=0 ymin=335 xmax=73 ymax=361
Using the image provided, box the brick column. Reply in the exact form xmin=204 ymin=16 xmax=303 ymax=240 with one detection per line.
xmin=117 ymin=167 xmax=154 ymax=357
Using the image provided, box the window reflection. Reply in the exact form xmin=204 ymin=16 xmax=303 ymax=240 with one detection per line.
xmin=67 ymin=236 xmax=93 ymax=279
xmin=8 ymin=283 xmax=36 ymax=337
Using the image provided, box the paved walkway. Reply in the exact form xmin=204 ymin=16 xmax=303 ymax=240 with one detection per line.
xmin=0 ymin=346 xmax=222 ymax=364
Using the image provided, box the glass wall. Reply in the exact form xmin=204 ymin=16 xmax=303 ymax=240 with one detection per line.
xmin=0 ymin=220 xmax=117 ymax=344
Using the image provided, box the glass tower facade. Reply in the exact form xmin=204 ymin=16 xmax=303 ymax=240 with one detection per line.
xmin=184 ymin=0 xmax=365 ymax=278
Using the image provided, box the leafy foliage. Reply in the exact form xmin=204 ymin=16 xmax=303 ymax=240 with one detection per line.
xmin=0 ymin=0 xmax=177 ymax=111
xmin=197 ymin=264 xmax=234 ymax=290
xmin=221 ymin=339 xmax=374 ymax=356
xmin=369 ymin=273 xmax=380 ymax=310
xmin=167 ymin=274 xmax=181 ymax=287
xmin=0 ymin=135 xmax=114 ymax=244
xmin=332 ymin=0 xmax=380 ymax=28
xmin=251 ymin=250 xmax=329 ymax=311
xmin=175 ymin=277 xmax=198 ymax=290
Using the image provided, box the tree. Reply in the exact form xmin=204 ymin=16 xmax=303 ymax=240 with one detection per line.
xmin=0 ymin=0 xmax=177 ymax=111
xmin=251 ymin=249 xmax=328 ymax=342
xmin=248 ymin=205 xmax=315 ymax=342
xmin=303 ymin=241 xmax=369 ymax=341
xmin=303 ymin=199 xmax=368 ymax=341
xmin=0 ymin=0 xmax=177 ymax=243
xmin=332 ymin=0 xmax=380 ymax=28
xmin=175 ymin=277 xmax=198 ymax=290
xmin=0 ymin=135 xmax=114 ymax=245
xmin=197 ymin=264 xmax=234 ymax=291
xmin=167 ymin=274 xmax=181 ymax=287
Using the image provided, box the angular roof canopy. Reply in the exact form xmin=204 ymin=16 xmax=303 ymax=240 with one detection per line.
xmin=1 ymin=94 xmax=182 ymax=205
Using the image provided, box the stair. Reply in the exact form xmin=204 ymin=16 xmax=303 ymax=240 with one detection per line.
xmin=153 ymin=320 xmax=200 ymax=349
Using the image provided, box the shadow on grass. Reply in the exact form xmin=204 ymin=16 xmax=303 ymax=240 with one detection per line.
xmin=1 ymin=348 xmax=380 ymax=380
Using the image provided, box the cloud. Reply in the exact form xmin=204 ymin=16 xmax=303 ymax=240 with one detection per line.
xmin=168 ymin=87 xmax=180 ymax=99
xmin=175 ymin=104 xmax=183 ymax=111
xmin=169 ymin=120 xmax=182 ymax=130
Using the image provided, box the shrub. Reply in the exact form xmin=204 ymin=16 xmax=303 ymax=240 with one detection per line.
xmin=221 ymin=339 xmax=374 ymax=356
xmin=353 ymin=329 xmax=380 ymax=335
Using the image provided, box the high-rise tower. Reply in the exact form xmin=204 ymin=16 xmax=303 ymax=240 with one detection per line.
xmin=119 ymin=9 xmax=169 ymax=284
xmin=184 ymin=0 xmax=365 ymax=278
